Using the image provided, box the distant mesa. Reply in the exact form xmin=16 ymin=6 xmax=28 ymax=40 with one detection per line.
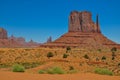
xmin=0 ymin=28 xmax=39 ymax=48
xmin=0 ymin=28 xmax=8 ymax=39
xmin=47 ymin=36 xmax=52 ymax=43
xmin=41 ymin=11 xmax=120 ymax=49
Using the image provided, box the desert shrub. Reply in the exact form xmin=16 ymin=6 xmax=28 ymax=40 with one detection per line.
xmin=47 ymin=67 xmax=65 ymax=74
xmin=111 ymin=47 xmax=117 ymax=60
xmin=12 ymin=64 xmax=25 ymax=72
xmin=68 ymin=66 xmax=78 ymax=74
xmin=98 ymin=49 xmax=101 ymax=52
xmin=111 ymin=47 xmax=117 ymax=52
xmin=79 ymin=63 xmax=82 ymax=66
xmin=35 ymin=53 xmax=41 ymax=58
xmin=112 ymin=56 xmax=115 ymax=60
xmin=0 ymin=64 xmax=11 ymax=68
xmin=96 ymin=57 xmax=99 ymax=61
xmin=101 ymin=56 xmax=106 ymax=60
xmin=25 ymin=49 xmax=31 ymax=51
xmin=21 ymin=62 xmax=42 ymax=69
xmin=38 ymin=70 xmax=46 ymax=74
xmin=94 ymin=68 xmax=113 ymax=76
xmin=63 ymin=54 xmax=69 ymax=58
xmin=47 ymin=52 xmax=54 ymax=59
xmin=118 ymin=63 xmax=120 ymax=67
xmin=69 ymin=66 xmax=74 ymax=70
xmin=83 ymin=54 xmax=89 ymax=59
xmin=68 ymin=69 xmax=78 ymax=74
xmin=66 ymin=46 xmax=71 ymax=53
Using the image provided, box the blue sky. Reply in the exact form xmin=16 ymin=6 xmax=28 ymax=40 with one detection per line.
xmin=0 ymin=0 xmax=120 ymax=43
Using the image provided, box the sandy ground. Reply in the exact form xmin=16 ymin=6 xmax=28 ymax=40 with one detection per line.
xmin=0 ymin=71 xmax=120 ymax=80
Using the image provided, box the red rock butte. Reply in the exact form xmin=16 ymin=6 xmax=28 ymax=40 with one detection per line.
xmin=41 ymin=11 xmax=120 ymax=49
xmin=0 ymin=28 xmax=39 ymax=48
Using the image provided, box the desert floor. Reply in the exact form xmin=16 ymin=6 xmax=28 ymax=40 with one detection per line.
xmin=0 ymin=71 xmax=120 ymax=80
xmin=0 ymin=48 xmax=120 ymax=80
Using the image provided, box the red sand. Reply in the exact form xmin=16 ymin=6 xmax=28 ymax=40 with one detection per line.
xmin=0 ymin=71 xmax=120 ymax=80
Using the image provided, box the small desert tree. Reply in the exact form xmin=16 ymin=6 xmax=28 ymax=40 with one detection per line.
xmin=47 ymin=52 xmax=54 ymax=59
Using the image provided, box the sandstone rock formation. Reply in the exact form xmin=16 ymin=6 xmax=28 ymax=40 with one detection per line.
xmin=41 ymin=11 xmax=120 ymax=49
xmin=27 ymin=39 xmax=40 ymax=47
xmin=47 ymin=36 xmax=52 ymax=43
xmin=0 ymin=28 xmax=39 ymax=48
xmin=69 ymin=11 xmax=101 ymax=33
xmin=0 ymin=28 xmax=8 ymax=39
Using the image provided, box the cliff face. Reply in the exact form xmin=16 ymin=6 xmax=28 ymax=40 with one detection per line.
xmin=41 ymin=11 xmax=120 ymax=49
xmin=69 ymin=11 xmax=101 ymax=33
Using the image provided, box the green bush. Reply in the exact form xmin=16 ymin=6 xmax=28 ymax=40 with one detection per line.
xmin=63 ymin=54 xmax=69 ymax=58
xmin=47 ymin=67 xmax=65 ymax=74
xmin=12 ymin=64 xmax=25 ymax=72
xmin=47 ymin=52 xmax=54 ymax=59
xmin=38 ymin=70 xmax=46 ymax=74
xmin=94 ymin=68 xmax=113 ymax=76
xmin=38 ymin=67 xmax=65 ymax=74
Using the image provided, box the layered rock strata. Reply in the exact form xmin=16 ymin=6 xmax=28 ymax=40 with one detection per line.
xmin=41 ymin=11 xmax=120 ymax=49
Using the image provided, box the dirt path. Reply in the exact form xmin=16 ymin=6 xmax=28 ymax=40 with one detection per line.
xmin=26 ymin=62 xmax=54 ymax=73
xmin=0 ymin=71 xmax=120 ymax=80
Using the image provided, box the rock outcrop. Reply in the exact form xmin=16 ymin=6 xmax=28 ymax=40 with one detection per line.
xmin=69 ymin=11 xmax=101 ymax=33
xmin=41 ymin=11 xmax=120 ymax=49
xmin=0 ymin=28 xmax=8 ymax=39
xmin=27 ymin=39 xmax=40 ymax=47
xmin=47 ymin=36 xmax=52 ymax=43
xmin=0 ymin=28 xmax=39 ymax=48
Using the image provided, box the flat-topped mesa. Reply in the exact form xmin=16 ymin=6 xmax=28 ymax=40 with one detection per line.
xmin=69 ymin=11 xmax=101 ymax=33
xmin=40 ymin=10 xmax=120 ymax=49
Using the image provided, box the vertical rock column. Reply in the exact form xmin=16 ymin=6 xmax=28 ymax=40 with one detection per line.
xmin=68 ymin=11 xmax=101 ymax=33
xmin=0 ymin=28 xmax=8 ymax=39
